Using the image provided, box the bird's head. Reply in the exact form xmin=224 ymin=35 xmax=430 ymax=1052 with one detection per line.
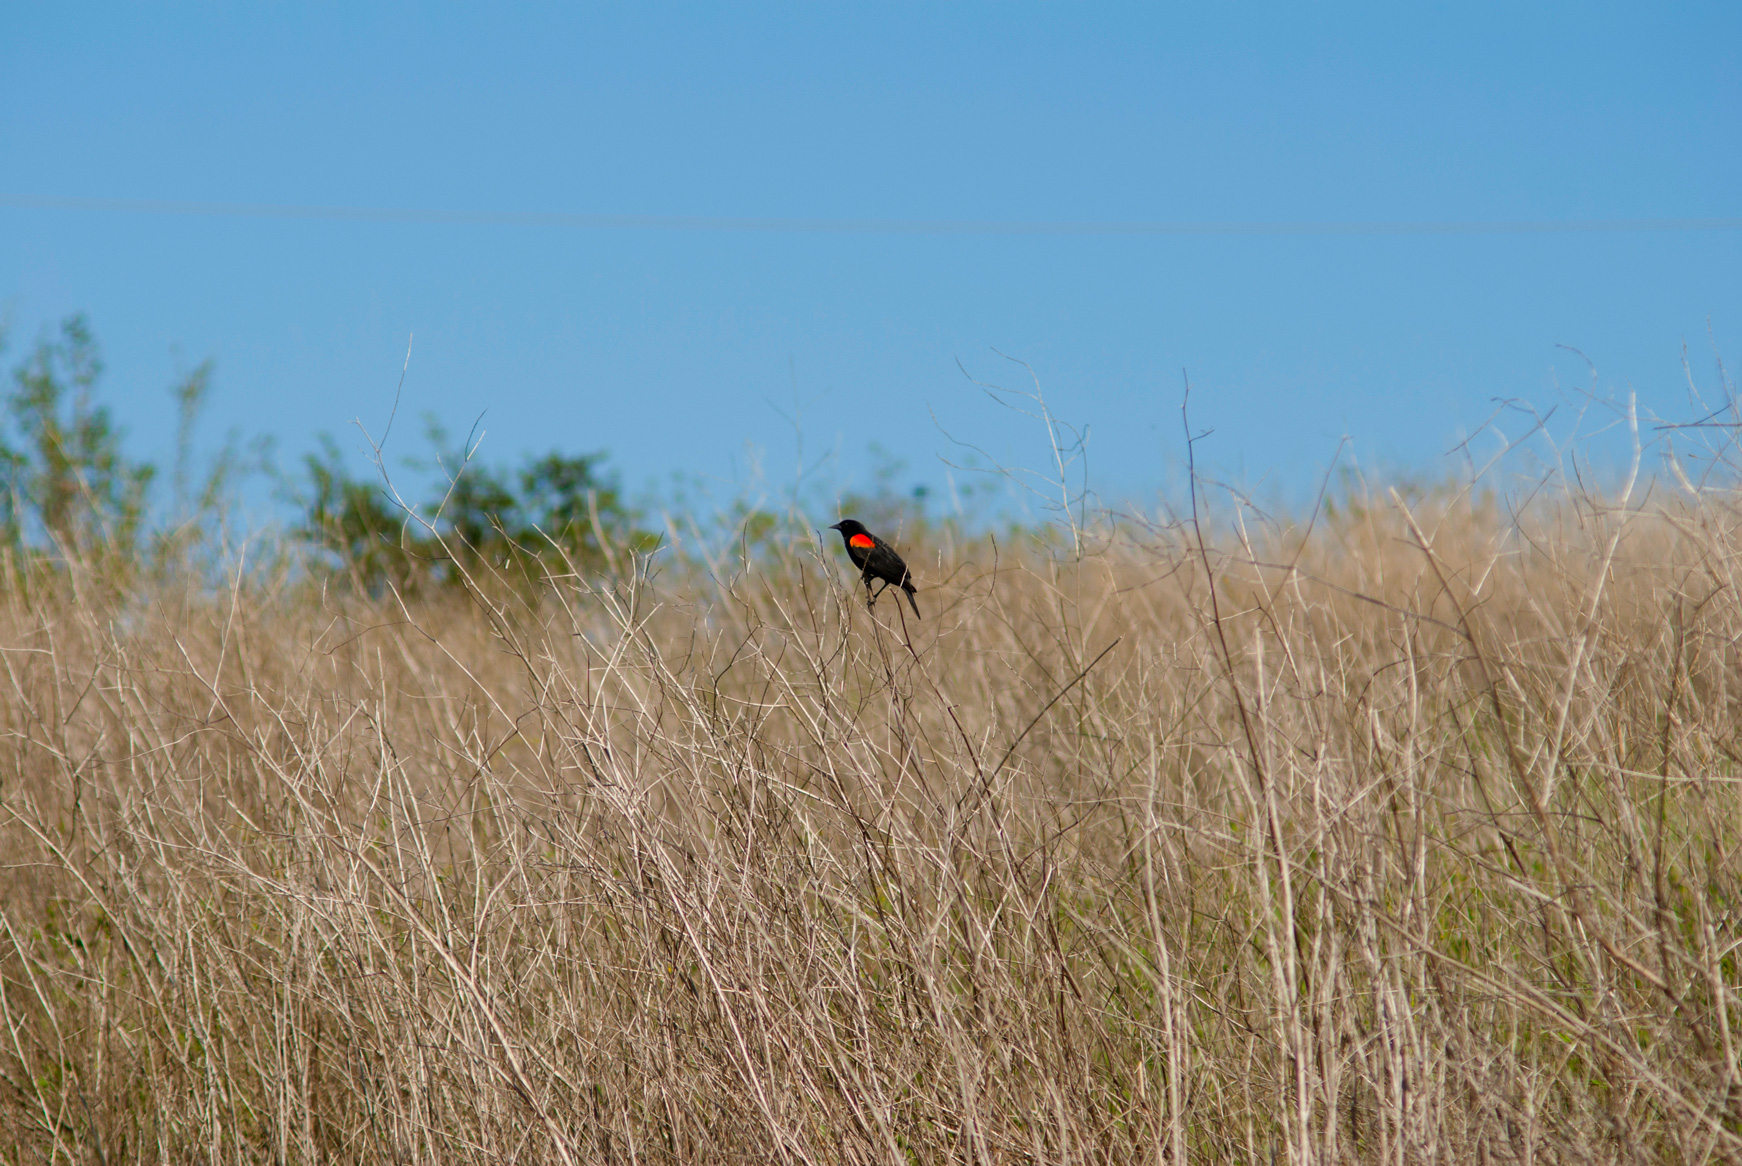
xmin=828 ymin=519 xmax=867 ymax=537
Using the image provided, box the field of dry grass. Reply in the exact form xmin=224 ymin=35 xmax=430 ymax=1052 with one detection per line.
xmin=2 ymin=478 xmax=1740 ymax=1164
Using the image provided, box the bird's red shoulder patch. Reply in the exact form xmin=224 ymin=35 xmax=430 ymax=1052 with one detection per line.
xmin=848 ymin=533 xmax=876 ymax=549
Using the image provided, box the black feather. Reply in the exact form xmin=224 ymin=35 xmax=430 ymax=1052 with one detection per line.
xmin=828 ymin=519 xmax=921 ymax=618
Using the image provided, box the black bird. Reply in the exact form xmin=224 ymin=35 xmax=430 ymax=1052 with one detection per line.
xmin=828 ymin=519 xmax=921 ymax=618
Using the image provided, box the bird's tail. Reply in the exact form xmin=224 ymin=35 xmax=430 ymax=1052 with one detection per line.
xmin=903 ymin=582 xmax=921 ymax=619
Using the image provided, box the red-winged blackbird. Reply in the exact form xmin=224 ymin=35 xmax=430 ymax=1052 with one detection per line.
xmin=829 ymin=519 xmax=921 ymax=618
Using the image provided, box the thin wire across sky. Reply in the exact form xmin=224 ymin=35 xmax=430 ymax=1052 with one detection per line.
xmin=5 ymin=193 xmax=1739 ymax=237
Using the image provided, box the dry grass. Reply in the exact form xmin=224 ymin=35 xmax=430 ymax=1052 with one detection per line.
xmin=2 ymin=481 xmax=1741 ymax=1164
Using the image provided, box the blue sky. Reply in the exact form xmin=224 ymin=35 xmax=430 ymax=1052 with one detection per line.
xmin=3 ymin=4 xmax=1738 ymax=516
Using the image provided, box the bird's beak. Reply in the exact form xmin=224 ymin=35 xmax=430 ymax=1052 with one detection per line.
xmin=827 ymin=521 xmax=843 ymax=530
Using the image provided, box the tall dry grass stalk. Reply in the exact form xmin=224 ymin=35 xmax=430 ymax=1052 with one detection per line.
xmin=2 ymin=481 xmax=1740 ymax=1164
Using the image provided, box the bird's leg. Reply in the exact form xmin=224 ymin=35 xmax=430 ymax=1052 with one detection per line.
xmin=867 ymin=576 xmax=891 ymax=608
